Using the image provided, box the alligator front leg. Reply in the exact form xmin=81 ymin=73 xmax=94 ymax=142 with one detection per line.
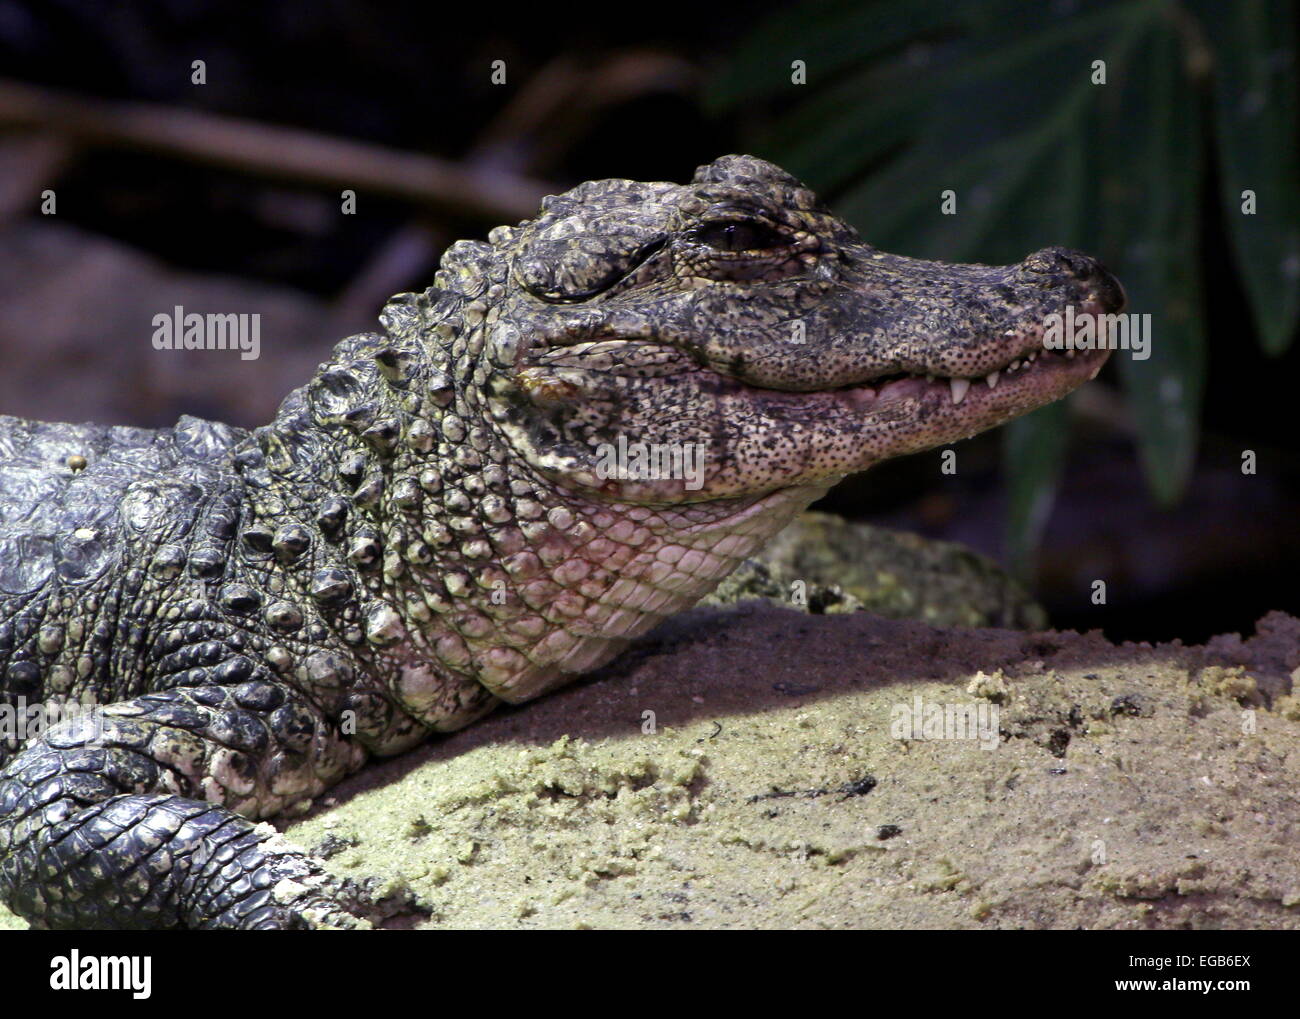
xmin=0 ymin=678 xmax=368 ymax=929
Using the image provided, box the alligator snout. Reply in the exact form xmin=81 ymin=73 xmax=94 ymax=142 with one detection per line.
xmin=1019 ymin=246 xmax=1126 ymax=312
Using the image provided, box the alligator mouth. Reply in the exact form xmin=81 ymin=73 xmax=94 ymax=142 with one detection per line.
xmin=825 ymin=342 xmax=1108 ymax=414
xmin=510 ymin=305 xmax=1113 ymax=506
xmin=519 ymin=302 xmax=1113 ymax=449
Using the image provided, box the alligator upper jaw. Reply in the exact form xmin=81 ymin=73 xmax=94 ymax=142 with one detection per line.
xmin=712 ymin=284 xmax=1122 ymax=395
xmin=718 ymin=295 xmax=1113 ymax=412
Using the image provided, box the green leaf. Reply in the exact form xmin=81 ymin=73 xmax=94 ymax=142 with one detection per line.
xmin=705 ymin=0 xmax=963 ymax=113
xmin=1193 ymin=0 xmax=1300 ymax=354
xmin=998 ymin=129 xmax=1090 ymax=582
xmin=1093 ymin=18 xmax=1206 ymax=505
xmin=744 ymin=1 xmax=1146 ymax=203
xmin=743 ymin=58 xmax=947 ymax=194
xmin=1003 ymin=402 xmax=1069 ymax=580
xmin=826 ymin=1 xmax=1153 ymax=260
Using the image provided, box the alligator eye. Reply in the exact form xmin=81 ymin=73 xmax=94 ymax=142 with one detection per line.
xmin=694 ymin=220 xmax=788 ymax=253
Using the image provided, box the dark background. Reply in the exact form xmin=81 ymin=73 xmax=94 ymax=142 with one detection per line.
xmin=0 ymin=0 xmax=1296 ymax=643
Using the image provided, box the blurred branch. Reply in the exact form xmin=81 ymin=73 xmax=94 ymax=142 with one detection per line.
xmin=0 ymin=132 xmax=75 ymax=224
xmin=470 ymin=50 xmax=698 ymax=173
xmin=328 ymin=221 xmax=446 ymax=334
xmin=0 ymin=78 xmax=557 ymax=223
xmin=331 ymin=48 xmax=696 ymax=329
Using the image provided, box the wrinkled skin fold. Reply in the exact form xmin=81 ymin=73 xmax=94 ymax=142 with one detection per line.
xmin=0 ymin=155 xmax=1122 ymax=928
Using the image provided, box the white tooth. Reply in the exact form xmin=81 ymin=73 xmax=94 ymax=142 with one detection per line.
xmin=1010 ymin=360 xmax=1021 ymax=371
xmin=985 ymin=371 xmax=1000 ymax=389
xmin=949 ymin=378 xmax=970 ymax=404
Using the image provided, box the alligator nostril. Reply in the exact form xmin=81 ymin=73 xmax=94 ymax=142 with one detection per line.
xmin=1090 ymin=264 xmax=1127 ymax=313
xmin=1062 ymin=253 xmax=1092 ymax=277
xmin=1021 ymin=246 xmax=1099 ymax=283
xmin=1021 ymin=248 xmax=1124 ymax=309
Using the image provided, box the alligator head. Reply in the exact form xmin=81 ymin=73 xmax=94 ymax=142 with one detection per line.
xmin=274 ymin=154 xmax=1122 ymax=707
xmin=452 ymin=153 xmax=1123 ymax=503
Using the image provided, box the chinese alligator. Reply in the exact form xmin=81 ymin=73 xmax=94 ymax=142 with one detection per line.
xmin=0 ymin=155 xmax=1123 ymax=928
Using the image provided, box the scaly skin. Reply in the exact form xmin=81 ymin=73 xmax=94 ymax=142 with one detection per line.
xmin=0 ymin=155 xmax=1122 ymax=928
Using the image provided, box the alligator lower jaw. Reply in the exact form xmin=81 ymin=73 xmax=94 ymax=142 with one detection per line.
xmin=829 ymin=343 xmax=1109 ymax=416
